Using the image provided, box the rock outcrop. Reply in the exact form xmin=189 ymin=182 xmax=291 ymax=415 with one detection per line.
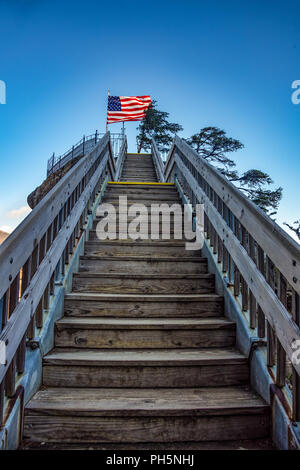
xmin=0 ymin=230 xmax=9 ymax=245
xmin=27 ymin=157 xmax=80 ymax=209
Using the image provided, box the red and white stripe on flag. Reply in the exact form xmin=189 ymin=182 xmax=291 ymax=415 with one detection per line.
xmin=107 ymin=95 xmax=152 ymax=124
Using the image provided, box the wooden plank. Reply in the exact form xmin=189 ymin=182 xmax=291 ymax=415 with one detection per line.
xmin=43 ymin=347 xmax=247 ymax=367
xmin=0 ymin=134 xmax=113 ymax=300
xmin=0 ymin=380 xmax=4 ymax=425
xmin=72 ymin=273 xmax=215 ymax=295
xmin=174 ymin=157 xmax=300 ymax=374
xmin=64 ymin=294 xmax=224 ymax=318
xmin=0 ymin=157 xmax=108 ymax=384
xmin=167 ymin=137 xmax=300 ymax=294
xmin=56 ymin=317 xmax=233 ymax=329
xmin=5 ymin=356 xmax=16 ymax=397
xmin=23 ymin=414 xmax=269 ymax=443
xmin=26 ymin=386 xmax=268 ymax=416
xmin=43 ymin=364 xmax=249 ymax=389
xmin=55 ymin=327 xmax=235 ymax=349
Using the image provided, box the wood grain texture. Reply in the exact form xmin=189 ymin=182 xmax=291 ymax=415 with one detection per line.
xmin=79 ymin=256 xmax=208 ymax=274
xmin=72 ymin=273 xmax=215 ymax=295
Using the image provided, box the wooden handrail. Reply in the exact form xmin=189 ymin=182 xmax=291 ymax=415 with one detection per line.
xmin=166 ymin=136 xmax=300 ymax=295
xmin=0 ymin=132 xmax=117 ymax=421
xmin=114 ymin=137 xmax=128 ymax=181
xmin=151 ymin=139 xmax=165 ymax=182
xmin=163 ymin=134 xmax=300 ymax=420
xmin=0 ymin=133 xmax=111 ymax=300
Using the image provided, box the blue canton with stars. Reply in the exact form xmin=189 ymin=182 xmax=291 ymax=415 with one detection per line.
xmin=108 ymin=96 xmax=121 ymax=111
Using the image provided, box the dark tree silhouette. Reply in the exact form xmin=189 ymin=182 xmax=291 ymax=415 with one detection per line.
xmin=136 ymin=100 xmax=183 ymax=153
xmin=185 ymin=127 xmax=282 ymax=215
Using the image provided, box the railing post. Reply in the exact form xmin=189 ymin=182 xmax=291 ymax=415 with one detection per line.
xmin=82 ymin=135 xmax=85 ymax=155
xmin=95 ymin=130 xmax=98 ymax=144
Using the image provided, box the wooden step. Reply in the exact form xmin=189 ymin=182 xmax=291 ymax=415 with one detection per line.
xmin=84 ymin=240 xmax=200 ymax=257
xmin=107 ymin=183 xmax=174 ymax=189
xmin=121 ymin=170 xmax=156 ymax=174
xmin=54 ymin=317 xmax=235 ymax=349
xmin=24 ymin=386 xmax=270 ymax=444
xmin=72 ymin=273 xmax=214 ymax=295
xmin=121 ymin=174 xmax=157 ymax=178
xmin=102 ymin=194 xmax=180 ymax=202
xmin=64 ymin=292 xmax=224 ymax=318
xmin=105 ymin=186 xmax=177 ymax=193
xmin=79 ymin=255 xmax=208 ymax=274
xmin=93 ymin=214 xmax=184 ymax=227
xmin=24 ymin=385 xmax=269 ymax=444
xmin=120 ymin=179 xmax=158 ymax=182
xmin=42 ymin=347 xmax=249 ymax=388
xmin=88 ymin=229 xmax=192 ymax=241
xmin=99 ymin=199 xmax=181 ymax=207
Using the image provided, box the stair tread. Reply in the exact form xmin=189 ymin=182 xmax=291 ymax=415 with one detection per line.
xmin=44 ymin=347 xmax=246 ymax=365
xmin=56 ymin=316 xmax=234 ymax=330
xmin=73 ymin=273 xmax=213 ymax=279
xmin=65 ymin=292 xmax=223 ymax=301
xmin=80 ymin=255 xmax=206 ymax=262
xmin=26 ymin=385 xmax=268 ymax=416
xmin=22 ymin=439 xmax=275 ymax=450
xmin=85 ymin=240 xmax=194 ymax=246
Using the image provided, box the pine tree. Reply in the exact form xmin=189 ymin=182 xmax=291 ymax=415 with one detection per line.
xmin=283 ymin=220 xmax=300 ymax=241
xmin=136 ymin=100 xmax=183 ymax=153
xmin=185 ymin=127 xmax=282 ymax=215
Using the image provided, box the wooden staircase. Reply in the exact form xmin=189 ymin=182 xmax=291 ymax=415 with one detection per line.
xmin=23 ymin=153 xmax=271 ymax=449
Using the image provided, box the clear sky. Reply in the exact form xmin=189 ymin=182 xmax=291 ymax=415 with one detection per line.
xmin=0 ymin=0 xmax=299 ymax=240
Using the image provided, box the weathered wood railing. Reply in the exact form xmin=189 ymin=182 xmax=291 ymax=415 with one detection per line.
xmin=161 ymin=135 xmax=300 ymax=421
xmin=151 ymin=140 xmax=165 ymax=182
xmin=0 ymin=132 xmax=118 ymax=428
xmin=114 ymin=137 xmax=128 ymax=181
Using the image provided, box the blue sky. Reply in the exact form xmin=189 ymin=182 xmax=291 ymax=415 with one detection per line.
xmin=0 ymin=0 xmax=299 ymax=239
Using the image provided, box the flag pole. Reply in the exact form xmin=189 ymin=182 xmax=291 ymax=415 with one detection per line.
xmin=106 ymin=89 xmax=110 ymax=133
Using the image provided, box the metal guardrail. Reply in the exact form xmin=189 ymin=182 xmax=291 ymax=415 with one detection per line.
xmin=47 ymin=131 xmax=124 ymax=177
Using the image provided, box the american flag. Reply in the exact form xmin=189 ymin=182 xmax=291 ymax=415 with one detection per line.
xmin=107 ymin=95 xmax=152 ymax=124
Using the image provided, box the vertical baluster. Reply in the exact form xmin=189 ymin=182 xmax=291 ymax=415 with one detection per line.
xmin=21 ymin=257 xmax=31 ymax=295
xmin=46 ymin=223 xmax=53 ymax=251
xmin=240 ymin=226 xmax=248 ymax=311
xmin=292 ymin=290 xmax=300 ymax=421
xmin=38 ymin=234 xmax=46 ymax=264
xmin=9 ymin=272 xmax=20 ymax=316
xmin=257 ymin=246 xmax=266 ymax=338
xmin=16 ymin=335 xmax=26 ymax=374
xmin=27 ymin=315 xmax=35 ymax=340
xmin=266 ymin=257 xmax=276 ymax=366
xmin=234 ymin=263 xmax=240 ymax=297
xmin=276 ymin=273 xmax=287 ymax=387
xmin=5 ymin=356 xmax=16 ymax=397
xmin=30 ymin=244 xmax=39 ymax=279
xmin=222 ymin=246 xmax=228 ymax=273
xmin=50 ymin=272 xmax=55 ymax=295
xmin=0 ymin=380 xmax=4 ymax=425
xmin=1 ymin=290 xmax=9 ymax=330
xmin=35 ymin=298 xmax=43 ymax=329
xmin=43 ymin=283 xmax=50 ymax=310
xmin=233 ymin=217 xmax=240 ymax=296
xmin=217 ymin=236 xmax=222 ymax=264
xmin=248 ymin=235 xmax=256 ymax=328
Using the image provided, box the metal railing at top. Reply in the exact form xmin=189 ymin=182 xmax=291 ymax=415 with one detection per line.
xmin=47 ymin=131 xmax=125 ymax=177
xmin=157 ymin=134 xmax=300 ymax=423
